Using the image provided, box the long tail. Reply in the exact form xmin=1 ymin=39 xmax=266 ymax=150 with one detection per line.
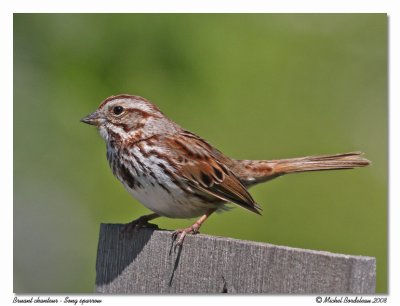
xmin=233 ymin=152 xmax=371 ymax=187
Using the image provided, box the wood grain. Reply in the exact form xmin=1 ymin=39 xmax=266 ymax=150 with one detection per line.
xmin=95 ymin=224 xmax=375 ymax=294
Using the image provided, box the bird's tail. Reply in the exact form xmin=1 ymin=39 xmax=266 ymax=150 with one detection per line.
xmin=233 ymin=151 xmax=371 ymax=186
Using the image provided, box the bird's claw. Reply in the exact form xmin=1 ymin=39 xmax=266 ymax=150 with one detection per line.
xmin=120 ymin=218 xmax=159 ymax=238
xmin=172 ymin=225 xmax=200 ymax=247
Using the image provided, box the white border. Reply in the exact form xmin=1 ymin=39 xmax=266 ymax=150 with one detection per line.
xmin=1 ymin=1 xmax=398 ymax=305
xmin=3 ymin=0 xmax=395 ymax=13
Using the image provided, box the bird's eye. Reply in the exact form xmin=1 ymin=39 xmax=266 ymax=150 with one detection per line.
xmin=113 ymin=106 xmax=124 ymax=115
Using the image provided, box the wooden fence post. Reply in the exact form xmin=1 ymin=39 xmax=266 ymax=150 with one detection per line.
xmin=95 ymin=224 xmax=376 ymax=294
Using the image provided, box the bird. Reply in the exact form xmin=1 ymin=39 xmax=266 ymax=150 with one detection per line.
xmin=81 ymin=94 xmax=370 ymax=245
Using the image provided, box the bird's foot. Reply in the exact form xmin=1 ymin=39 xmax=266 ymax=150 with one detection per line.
xmin=171 ymin=209 xmax=216 ymax=247
xmin=120 ymin=215 xmax=159 ymax=238
xmin=172 ymin=224 xmax=201 ymax=247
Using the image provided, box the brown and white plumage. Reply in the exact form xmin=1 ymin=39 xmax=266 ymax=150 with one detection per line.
xmin=81 ymin=94 xmax=370 ymax=244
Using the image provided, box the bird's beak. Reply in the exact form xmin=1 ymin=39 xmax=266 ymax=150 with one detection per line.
xmin=80 ymin=110 xmax=102 ymax=126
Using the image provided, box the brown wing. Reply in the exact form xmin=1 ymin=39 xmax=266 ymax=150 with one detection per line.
xmin=163 ymin=132 xmax=262 ymax=215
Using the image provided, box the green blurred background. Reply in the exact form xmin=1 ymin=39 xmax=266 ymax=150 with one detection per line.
xmin=13 ymin=14 xmax=387 ymax=293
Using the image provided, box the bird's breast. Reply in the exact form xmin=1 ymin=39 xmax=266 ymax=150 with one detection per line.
xmin=107 ymin=145 xmax=220 ymax=218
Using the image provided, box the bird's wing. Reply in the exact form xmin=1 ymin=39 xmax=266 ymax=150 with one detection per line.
xmin=161 ymin=132 xmax=262 ymax=215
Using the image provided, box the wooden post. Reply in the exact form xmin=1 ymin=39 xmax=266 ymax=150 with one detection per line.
xmin=95 ymin=224 xmax=376 ymax=294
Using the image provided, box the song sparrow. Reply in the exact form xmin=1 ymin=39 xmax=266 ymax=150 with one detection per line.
xmin=81 ymin=94 xmax=370 ymax=245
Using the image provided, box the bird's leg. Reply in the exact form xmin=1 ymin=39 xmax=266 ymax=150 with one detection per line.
xmin=172 ymin=208 xmax=216 ymax=246
xmin=121 ymin=213 xmax=160 ymax=236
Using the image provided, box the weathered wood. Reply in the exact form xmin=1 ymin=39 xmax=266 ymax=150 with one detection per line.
xmin=95 ymin=224 xmax=375 ymax=294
